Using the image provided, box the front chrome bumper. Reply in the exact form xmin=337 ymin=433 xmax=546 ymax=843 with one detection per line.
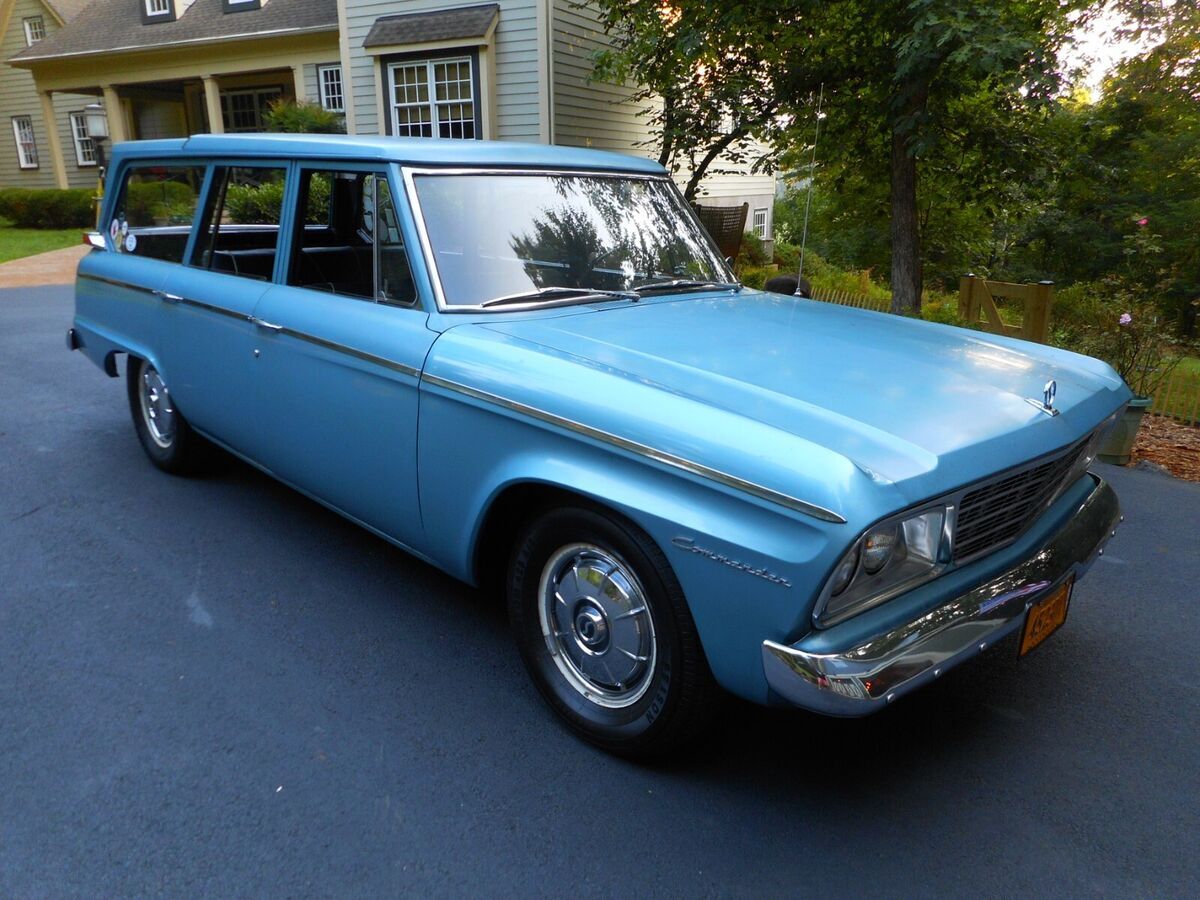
xmin=763 ymin=474 xmax=1121 ymax=715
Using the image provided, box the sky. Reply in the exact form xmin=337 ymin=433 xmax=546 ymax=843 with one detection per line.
xmin=1065 ymin=3 xmax=1167 ymax=96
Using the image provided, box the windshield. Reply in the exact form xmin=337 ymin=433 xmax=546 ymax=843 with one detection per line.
xmin=411 ymin=172 xmax=734 ymax=308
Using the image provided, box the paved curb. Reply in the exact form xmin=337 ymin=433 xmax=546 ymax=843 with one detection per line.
xmin=0 ymin=245 xmax=88 ymax=288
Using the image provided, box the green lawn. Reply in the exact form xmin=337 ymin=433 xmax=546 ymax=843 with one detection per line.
xmin=0 ymin=222 xmax=82 ymax=264
xmin=1151 ymin=356 xmax=1200 ymax=424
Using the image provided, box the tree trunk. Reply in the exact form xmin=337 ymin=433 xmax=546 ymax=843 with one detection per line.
xmin=889 ymin=123 xmax=922 ymax=315
xmin=683 ymin=128 xmax=745 ymax=202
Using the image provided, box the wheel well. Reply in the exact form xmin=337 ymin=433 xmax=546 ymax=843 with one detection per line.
xmin=472 ymin=482 xmax=610 ymax=595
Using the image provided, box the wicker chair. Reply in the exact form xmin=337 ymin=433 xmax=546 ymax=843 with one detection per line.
xmin=691 ymin=202 xmax=749 ymax=261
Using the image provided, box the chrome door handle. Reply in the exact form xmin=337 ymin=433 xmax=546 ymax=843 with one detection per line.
xmin=251 ymin=317 xmax=283 ymax=332
xmin=154 ymin=290 xmax=183 ymax=304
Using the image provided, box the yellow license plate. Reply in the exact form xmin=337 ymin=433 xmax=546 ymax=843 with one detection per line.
xmin=1019 ymin=579 xmax=1073 ymax=656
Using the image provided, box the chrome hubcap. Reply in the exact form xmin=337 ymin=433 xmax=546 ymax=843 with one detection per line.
xmin=139 ymin=362 xmax=175 ymax=449
xmin=538 ymin=543 xmax=656 ymax=708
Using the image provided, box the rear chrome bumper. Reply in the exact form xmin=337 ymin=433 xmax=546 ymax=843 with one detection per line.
xmin=763 ymin=474 xmax=1121 ymax=715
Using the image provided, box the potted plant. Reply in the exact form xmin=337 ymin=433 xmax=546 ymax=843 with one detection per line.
xmin=1086 ymin=299 xmax=1183 ymax=463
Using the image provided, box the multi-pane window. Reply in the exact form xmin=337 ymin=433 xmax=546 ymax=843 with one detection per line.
xmin=318 ymin=65 xmax=344 ymax=113
xmin=144 ymin=0 xmax=170 ymax=15
xmin=23 ymin=16 xmax=46 ymax=45
xmin=11 ymin=117 xmax=38 ymax=169
xmin=387 ymin=57 xmax=476 ymax=139
xmin=69 ymin=113 xmax=97 ymax=167
xmin=219 ymin=88 xmax=283 ymax=132
xmin=752 ymin=207 xmax=769 ymax=239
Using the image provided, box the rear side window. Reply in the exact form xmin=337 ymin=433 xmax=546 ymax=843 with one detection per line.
xmin=192 ymin=166 xmax=287 ymax=282
xmin=109 ymin=165 xmax=205 ymax=262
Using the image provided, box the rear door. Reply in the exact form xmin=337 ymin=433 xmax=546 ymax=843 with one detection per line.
xmin=248 ymin=164 xmax=435 ymax=548
xmin=160 ymin=163 xmax=288 ymax=460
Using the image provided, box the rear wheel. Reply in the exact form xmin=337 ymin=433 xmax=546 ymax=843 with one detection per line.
xmin=508 ymin=506 xmax=719 ymax=757
xmin=126 ymin=356 xmax=203 ymax=474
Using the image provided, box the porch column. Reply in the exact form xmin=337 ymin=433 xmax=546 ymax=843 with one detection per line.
xmin=201 ymin=76 xmax=224 ymax=134
xmin=101 ymin=85 xmax=128 ymax=142
xmin=291 ymin=64 xmax=307 ymax=103
xmin=38 ymin=91 xmax=69 ymax=188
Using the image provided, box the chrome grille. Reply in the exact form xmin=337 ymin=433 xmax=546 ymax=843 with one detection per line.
xmin=952 ymin=439 xmax=1088 ymax=563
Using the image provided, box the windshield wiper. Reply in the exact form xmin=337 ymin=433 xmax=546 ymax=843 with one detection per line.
xmin=630 ymin=278 xmax=743 ymax=295
xmin=480 ymin=286 xmax=640 ymax=308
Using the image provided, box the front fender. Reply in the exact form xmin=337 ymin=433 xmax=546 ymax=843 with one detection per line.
xmin=416 ymin=381 xmax=844 ymax=703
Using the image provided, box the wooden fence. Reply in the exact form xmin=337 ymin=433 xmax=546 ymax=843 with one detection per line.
xmin=808 ymin=286 xmax=890 ymax=312
xmin=959 ymin=275 xmax=1054 ymax=344
xmin=1149 ymin=365 xmax=1200 ymax=426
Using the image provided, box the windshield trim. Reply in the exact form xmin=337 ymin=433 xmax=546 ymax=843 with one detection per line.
xmin=399 ymin=166 xmax=735 ymax=313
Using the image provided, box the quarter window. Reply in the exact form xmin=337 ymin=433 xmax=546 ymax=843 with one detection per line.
xmin=752 ymin=207 xmax=769 ymax=239
xmin=110 ymin=165 xmax=205 ymax=261
xmin=193 ymin=167 xmax=287 ymax=281
xmin=318 ymin=65 xmax=344 ymax=113
xmin=286 ymin=169 xmax=415 ymax=305
xmin=23 ymin=16 xmax=46 ymax=45
xmin=69 ymin=113 xmax=97 ymax=167
xmin=219 ymin=88 xmax=283 ymax=133
xmin=11 ymin=117 xmax=38 ymax=169
xmin=387 ymin=57 xmax=476 ymax=139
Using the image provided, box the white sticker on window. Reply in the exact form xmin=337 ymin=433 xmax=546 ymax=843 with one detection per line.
xmin=109 ymin=219 xmax=120 ymax=242
xmin=124 ymin=233 xmax=137 ymax=253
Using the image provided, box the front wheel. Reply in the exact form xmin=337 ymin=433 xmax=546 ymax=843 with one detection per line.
xmin=508 ymin=506 xmax=720 ymax=757
xmin=126 ymin=356 xmax=204 ymax=474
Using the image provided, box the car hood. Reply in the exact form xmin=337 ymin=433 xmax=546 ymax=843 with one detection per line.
xmin=474 ymin=291 xmax=1128 ymax=502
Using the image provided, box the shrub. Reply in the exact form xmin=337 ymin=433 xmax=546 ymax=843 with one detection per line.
xmin=124 ymin=181 xmax=194 ymax=224
xmin=0 ymin=187 xmax=94 ymax=228
xmin=736 ymin=231 xmax=770 ymax=268
xmin=225 ymin=180 xmax=286 ymax=224
xmin=263 ymin=99 xmax=345 ymax=134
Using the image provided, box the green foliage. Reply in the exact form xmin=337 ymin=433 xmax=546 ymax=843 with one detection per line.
xmin=0 ymin=188 xmax=94 ymax=229
xmin=263 ymin=99 xmax=345 ymax=134
xmin=225 ymin=180 xmax=285 ymax=225
xmin=123 ymin=181 xmax=195 ymax=225
xmin=735 ymin=231 xmax=769 ymax=268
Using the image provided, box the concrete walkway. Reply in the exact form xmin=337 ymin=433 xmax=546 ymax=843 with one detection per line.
xmin=0 ymin=244 xmax=88 ymax=288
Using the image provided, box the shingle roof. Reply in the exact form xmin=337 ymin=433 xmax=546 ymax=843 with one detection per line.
xmin=11 ymin=0 xmax=337 ymax=62
xmin=363 ymin=3 xmax=499 ymax=50
xmin=43 ymin=0 xmax=92 ymax=23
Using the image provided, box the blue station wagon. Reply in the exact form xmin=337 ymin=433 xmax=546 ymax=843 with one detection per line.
xmin=68 ymin=134 xmax=1129 ymax=756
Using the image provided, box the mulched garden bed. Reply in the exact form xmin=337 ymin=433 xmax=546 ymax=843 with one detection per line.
xmin=1130 ymin=415 xmax=1200 ymax=482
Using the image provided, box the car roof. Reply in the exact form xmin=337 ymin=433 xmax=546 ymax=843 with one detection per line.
xmin=111 ymin=134 xmax=667 ymax=175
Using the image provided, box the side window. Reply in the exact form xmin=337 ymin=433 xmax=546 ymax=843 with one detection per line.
xmin=110 ymin=165 xmax=204 ymax=262
xmin=192 ymin=166 xmax=286 ymax=281
xmin=286 ymin=169 xmax=414 ymax=305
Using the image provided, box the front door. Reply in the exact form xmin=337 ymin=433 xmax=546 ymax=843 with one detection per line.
xmin=248 ymin=166 xmax=435 ymax=549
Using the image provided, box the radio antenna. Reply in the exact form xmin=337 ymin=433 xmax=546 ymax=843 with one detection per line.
xmin=796 ymin=83 xmax=824 ymax=293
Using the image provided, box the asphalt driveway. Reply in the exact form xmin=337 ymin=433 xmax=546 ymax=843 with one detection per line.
xmin=2 ymin=285 xmax=1198 ymax=896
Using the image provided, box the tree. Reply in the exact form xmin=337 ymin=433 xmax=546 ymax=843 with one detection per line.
xmin=590 ymin=0 xmax=1164 ymax=312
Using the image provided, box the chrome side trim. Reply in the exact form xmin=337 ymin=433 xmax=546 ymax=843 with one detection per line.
xmin=764 ymin=474 xmax=1120 ymax=715
xmin=77 ymin=272 xmax=159 ymax=296
xmin=271 ymin=326 xmax=421 ymax=379
xmin=422 ymin=373 xmax=846 ymax=524
xmin=176 ymin=296 xmax=249 ymax=323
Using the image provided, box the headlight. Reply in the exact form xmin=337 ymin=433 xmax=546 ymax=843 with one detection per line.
xmin=816 ymin=507 xmax=949 ymax=627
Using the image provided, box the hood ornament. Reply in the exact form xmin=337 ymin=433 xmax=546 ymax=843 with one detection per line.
xmin=1026 ymin=379 xmax=1060 ymax=417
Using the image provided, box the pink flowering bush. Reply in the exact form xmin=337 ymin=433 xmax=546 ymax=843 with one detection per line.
xmin=1083 ymin=291 xmax=1186 ymax=398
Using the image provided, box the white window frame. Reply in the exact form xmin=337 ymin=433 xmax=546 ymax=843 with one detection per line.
xmin=23 ymin=16 xmax=46 ymax=45
xmin=12 ymin=116 xmax=38 ymax=169
xmin=752 ymin=207 xmax=769 ymax=239
xmin=317 ymin=65 xmax=344 ymax=113
xmin=386 ymin=56 xmax=477 ymax=140
xmin=144 ymin=0 xmax=170 ymax=15
xmin=68 ymin=112 xmax=97 ymax=167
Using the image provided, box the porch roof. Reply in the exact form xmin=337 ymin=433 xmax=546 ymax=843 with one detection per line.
xmin=9 ymin=0 xmax=337 ymax=63
xmin=363 ymin=3 xmax=500 ymax=49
